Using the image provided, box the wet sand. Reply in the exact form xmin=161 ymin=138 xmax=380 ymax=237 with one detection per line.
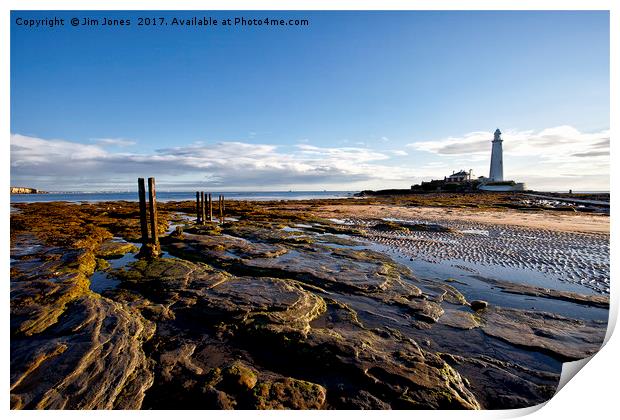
xmin=314 ymin=203 xmax=610 ymax=234
xmin=298 ymin=202 xmax=610 ymax=294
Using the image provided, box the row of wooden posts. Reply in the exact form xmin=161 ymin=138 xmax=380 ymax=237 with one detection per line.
xmin=195 ymin=191 xmax=225 ymax=224
xmin=136 ymin=177 xmax=227 ymax=258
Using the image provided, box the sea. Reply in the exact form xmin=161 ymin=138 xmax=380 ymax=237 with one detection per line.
xmin=10 ymin=191 xmax=357 ymax=203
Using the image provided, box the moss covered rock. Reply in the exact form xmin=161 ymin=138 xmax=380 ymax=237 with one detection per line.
xmin=96 ymin=240 xmax=138 ymax=259
xmin=252 ymin=378 xmax=326 ymax=409
xmin=222 ymin=361 xmax=258 ymax=392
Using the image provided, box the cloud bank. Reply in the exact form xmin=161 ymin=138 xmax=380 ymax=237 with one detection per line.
xmin=10 ymin=134 xmax=420 ymax=191
xmin=11 ymin=125 xmax=609 ymax=192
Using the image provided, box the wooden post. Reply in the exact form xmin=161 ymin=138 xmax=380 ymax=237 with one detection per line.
xmin=208 ymin=193 xmax=213 ymax=222
xmin=138 ymin=178 xmax=149 ymax=247
xmin=200 ymin=191 xmax=206 ymax=225
xmin=148 ymin=177 xmax=160 ymax=256
xmin=196 ymin=191 xmax=201 ymax=223
xmin=219 ymin=194 xmax=224 ymax=223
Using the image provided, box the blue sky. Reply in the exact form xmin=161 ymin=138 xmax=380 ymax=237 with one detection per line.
xmin=11 ymin=11 xmax=609 ymax=191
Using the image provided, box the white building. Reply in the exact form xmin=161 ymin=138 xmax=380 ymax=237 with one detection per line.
xmin=478 ymin=128 xmax=526 ymax=191
xmin=445 ymin=169 xmax=473 ymax=183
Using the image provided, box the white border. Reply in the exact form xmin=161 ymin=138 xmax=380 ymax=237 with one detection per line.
xmin=2 ymin=1 xmax=617 ymax=419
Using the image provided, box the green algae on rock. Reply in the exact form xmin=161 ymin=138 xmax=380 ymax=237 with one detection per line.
xmin=222 ymin=362 xmax=258 ymax=392
xmin=96 ymin=240 xmax=139 ymax=259
xmin=252 ymin=378 xmax=327 ymax=409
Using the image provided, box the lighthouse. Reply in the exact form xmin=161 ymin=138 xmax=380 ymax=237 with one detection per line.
xmin=478 ymin=128 xmax=525 ymax=191
xmin=489 ymin=128 xmax=504 ymax=181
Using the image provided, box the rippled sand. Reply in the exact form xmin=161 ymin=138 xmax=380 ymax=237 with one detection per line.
xmin=299 ymin=202 xmax=609 ymax=295
xmin=356 ymin=218 xmax=610 ymax=294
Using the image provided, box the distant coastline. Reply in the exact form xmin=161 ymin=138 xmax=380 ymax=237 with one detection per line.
xmin=10 ymin=190 xmax=354 ymax=203
xmin=10 ymin=187 xmax=46 ymax=194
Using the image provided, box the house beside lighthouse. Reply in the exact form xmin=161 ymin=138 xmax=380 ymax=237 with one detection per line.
xmin=478 ymin=128 xmax=525 ymax=191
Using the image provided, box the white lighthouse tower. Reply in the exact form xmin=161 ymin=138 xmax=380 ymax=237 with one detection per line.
xmin=489 ymin=128 xmax=504 ymax=181
xmin=479 ymin=128 xmax=525 ymax=191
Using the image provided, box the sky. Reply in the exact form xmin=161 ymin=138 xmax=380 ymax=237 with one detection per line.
xmin=10 ymin=10 xmax=610 ymax=192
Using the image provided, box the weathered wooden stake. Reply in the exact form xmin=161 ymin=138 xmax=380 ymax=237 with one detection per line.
xmin=196 ymin=191 xmax=201 ymax=223
xmin=148 ymin=177 xmax=160 ymax=255
xmin=138 ymin=178 xmax=149 ymax=247
xmin=200 ymin=191 xmax=206 ymax=225
xmin=208 ymin=193 xmax=213 ymax=222
xmin=219 ymin=194 xmax=224 ymax=223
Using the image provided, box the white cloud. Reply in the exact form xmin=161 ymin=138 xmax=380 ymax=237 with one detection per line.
xmin=390 ymin=150 xmax=408 ymax=156
xmin=11 ymin=126 xmax=610 ymax=191
xmin=11 ymin=134 xmax=108 ymax=167
xmin=10 ymin=134 xmax=420 ymax=191
xmin=409 ymin=131 xmax=491 ymax=156
xmin=93 ymin=138 xmax=136 ymax=147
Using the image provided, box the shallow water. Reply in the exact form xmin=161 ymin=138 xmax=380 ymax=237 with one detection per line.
xmin=88 ymin=236 xmax=138 ymax=293
xmin=89 ymin=233 xmax=179 ymax=294
xmin=374 ymin=245 xmax=608 ymax=322
xmin=270 ymin=220 xmax=608 ymax=322
xmin=166 ymin=213 xmax=196 ymax=234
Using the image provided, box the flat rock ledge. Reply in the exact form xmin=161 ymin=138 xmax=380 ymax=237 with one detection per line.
xmin=479 ymin=307 xmax=606 ymax=361
xmin=112 ymin=257 xmax=480 ymax=409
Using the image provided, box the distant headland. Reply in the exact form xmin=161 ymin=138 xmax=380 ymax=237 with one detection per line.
xmin=10 ymin=187 xmax=46 ymax=194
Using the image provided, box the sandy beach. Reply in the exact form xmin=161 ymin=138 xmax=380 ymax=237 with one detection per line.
xmin=319 ymin=204 xmax=610 ymax=234
xmin=9 ymin=194 xmax=610 ymax=409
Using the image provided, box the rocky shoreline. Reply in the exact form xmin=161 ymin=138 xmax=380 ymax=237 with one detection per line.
xmin=10 ymin=196 xmax=609 ymax=409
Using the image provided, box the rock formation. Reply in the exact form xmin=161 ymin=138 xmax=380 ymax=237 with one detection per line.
xmin=10 ymin=200 xmax=608 ymax=410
